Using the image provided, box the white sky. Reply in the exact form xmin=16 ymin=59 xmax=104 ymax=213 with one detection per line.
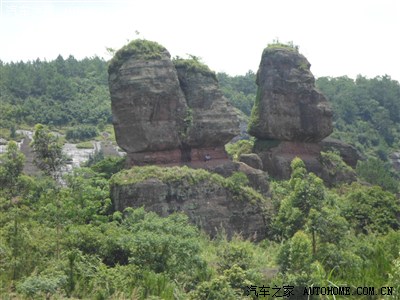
xmin=0 ymin=0 xmax=399 ymax=80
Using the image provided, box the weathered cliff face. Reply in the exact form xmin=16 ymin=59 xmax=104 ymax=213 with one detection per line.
xmin=108 ymin=40 xmax=188 ymax=165
xmin=248 ymin=47 xmax=333 ymax=142
xmin=175 ymin=60 xmax=239 ymax=149
xmin=108 ymin=40 xmax=240 ymax=165
xmin=110 ymin=166 xmax=269 ymax=240
xmin=248 ymin=45 xmax=357 ymax=184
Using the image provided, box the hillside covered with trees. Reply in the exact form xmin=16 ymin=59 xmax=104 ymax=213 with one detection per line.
xmin=1 ymin=55 xmax=400 ymax=299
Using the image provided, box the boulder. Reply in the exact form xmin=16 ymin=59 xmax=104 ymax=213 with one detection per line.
xmin=319 ymin=137 xmax=363 ymax=168
xmin=248 ymin=46 xmax=333 ymax=142
xmin=200 ymin=160 xmax=269 ymax=195
xmin=239 ymin=153 xmax=263 ymax=170
xmin=111 ymin=166 xmax=269 ymax=240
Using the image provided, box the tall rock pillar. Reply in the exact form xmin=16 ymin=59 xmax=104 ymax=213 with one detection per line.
xmin=248 ymin=45 xmax=333 ymax=178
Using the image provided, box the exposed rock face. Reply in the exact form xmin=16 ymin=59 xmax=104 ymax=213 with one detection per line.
xmin=108 ymin=41 xmax=188 ymax=165
xmin=254 ymin=140 xmax=323 ymax=179
xmin=239 ymin=153 xmax=263 ymax=170
xmin=319 ymin=137 xmax=363 ymax=168
xmin=248 ymin=46 xmax=333 ymax=142
xmin=247 ymin=45 xmax=349 ymax=184
xmin=175 ymin=62 xmax=239 ymax=149
xmin=111 ymin=166 xmax=269 ymax=240
xmin=201 ymin=160 xmax=269 ymax=196
xmin=108 ymin=40 xmax=239 ymax=165
xmin=253 ymin=139 xmax=357 ymax=185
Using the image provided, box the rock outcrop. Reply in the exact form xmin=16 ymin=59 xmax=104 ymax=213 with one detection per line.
xmin=110 ymin=166 xmax=269 ymax=240
xmin=108 ymin=40 xmax=188 ymax=165
xmin=239 ymin=153 xmax=263 ymax=170
xmin=248 ymin=44 xmax=357 ymax=183
xmin=319 ymin=137 xmax=363 ymax=168
xmin=108 ymin=40 xmax=239 ymax=165
xmin=174 ymin=58 xmax=240 ymax=162
xmin=248 ymin=46 xmax=333 ymax=142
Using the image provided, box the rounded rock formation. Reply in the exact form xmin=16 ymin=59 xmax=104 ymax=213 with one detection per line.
xmin=248 ymin=45 xmax=333 ymax=142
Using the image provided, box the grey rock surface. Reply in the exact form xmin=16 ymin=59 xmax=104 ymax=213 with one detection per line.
xmin=248 ymin=47 xmax=333 ymax=142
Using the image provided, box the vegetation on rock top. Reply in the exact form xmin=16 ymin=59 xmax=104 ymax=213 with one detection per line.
xmin=110 ymin=165 xmax=265 ymax=204
xmin=108 ymin=39 xmax=167 ymax=73
xmin=264 ymin=40 xmax=300 ymax=53
xmin=173 ymin=55 xmax=217 ymax=80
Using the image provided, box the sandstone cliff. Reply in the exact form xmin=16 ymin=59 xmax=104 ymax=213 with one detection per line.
xmin=110 ymin=166 xmax=269 ymax=240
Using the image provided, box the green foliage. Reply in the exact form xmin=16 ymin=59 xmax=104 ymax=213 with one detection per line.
xmin=316 ymin=75 xmax=400 ymax=156
xmin=89 ymin=155 xmax=126 ymax=179
xmin=174 ymin=55 xmax=216 ymax=79
xmin=0 ymin=56 xmax=111 ymax=127
xmin=217 ymin=239 xmax=254 ymax=271
xmin=342 ymin=183 xmax=400 ymax=234
xmin=273 ymin=158 xmax=325 ymax=239
xmin=108 ymin=39 xmax=166 ymax=73
xmin=0 ymin=141 xmax=25 ymax=199
xmin=66 ymin=124 xmax=98 ymax=142
xmin=356 ymin=158 xmax=399 ymax=193
xmin=17 ymin=274 xmax=67 ymax=298
xmin=225 ymin=139 xmax=254 ymax=161
xmin=227 ymin=171 xmax=250 ymax=188
xmin=75 ymin=141 xmax=94 ymax=149
xmin=266 ymin=40 xmax=299 ymax=52
xmin=248 ymin=87 xmax=262 ymax=130
xmin=123 ymin=208 xmax=205 ymax=277
xmin=217 ymin=70 xmax=256 ymax=116
xmin=31 ymin=124 xmax=67 ymax=179
xmin=189 ymin=275 xmax=238 ymax=300
xmin=111 ymin=165 xmax=265 ymax=204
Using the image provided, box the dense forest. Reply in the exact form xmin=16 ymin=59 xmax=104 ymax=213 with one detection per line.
xmin=1 ymin=56 xmax=400 ymax=299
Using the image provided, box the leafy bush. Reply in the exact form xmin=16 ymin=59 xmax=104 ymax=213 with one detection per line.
xmin=123 ymin=208 xmax=206 ymax=279
xmin=342 ymin=184 xmax=400 ymax=234
xmin=17 ymin=274 xmax=67 ymax=298
xmin=89 ymin=155 xmax=126 ymax=179
xmin=225 ymin=139 xmax=254 ymax=161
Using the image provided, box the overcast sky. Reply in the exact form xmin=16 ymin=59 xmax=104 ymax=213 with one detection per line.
xmin=1 ymin=0 xmax=399 ymax=80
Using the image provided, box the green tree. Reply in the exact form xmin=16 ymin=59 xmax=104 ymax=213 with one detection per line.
xmin=0 ymin=141 xmax=25 ymax=200
xmin=31 ymin=124 xmax=66 ymax=180
xmin=274 ymin=158 xmax=325 ymax=239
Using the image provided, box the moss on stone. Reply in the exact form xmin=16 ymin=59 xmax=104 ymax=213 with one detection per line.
xmin=110 ymin=165 xmax=265 ymax=204
xmin=248 ymin=87 xmax=262 ymax=132
xmin=173 ymin=57 xmax=216 ymax=80
xmin=108 ymin=39 xmax=167 ymax=73
xmin=264 ymin=41 xmax=299 ymax=54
